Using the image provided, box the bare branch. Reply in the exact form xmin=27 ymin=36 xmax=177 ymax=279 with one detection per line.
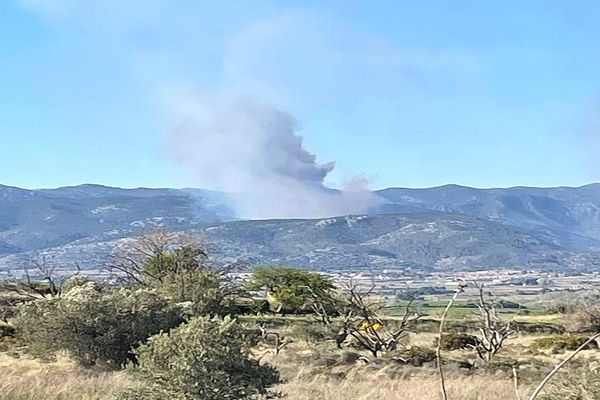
xmin=437 ymin=284 xmax=465 ymax=400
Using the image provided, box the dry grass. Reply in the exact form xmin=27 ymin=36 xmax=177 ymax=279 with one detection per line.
xmin=4 ymin=329 xmax=597 ymax=400
xmin=0 ymin=354 xmax=131 ymax=400
xmin=264 ymin=339 xmax=537 ymax=400
xmin=0 ymin=351 xmax=534 ymax=400
xmin=276 ymin=367 xmax=531 ymax=400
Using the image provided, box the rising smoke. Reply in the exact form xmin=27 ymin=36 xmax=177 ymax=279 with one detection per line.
xmin=167 ymin=90 xmax=382 ymax=219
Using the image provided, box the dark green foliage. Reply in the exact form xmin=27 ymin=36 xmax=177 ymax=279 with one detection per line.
xmin=0 ymin=324 xmax=18 ymax=352
xmin=532 ymin=335 xmax=598 ymax=351
xmin=120 ymin=316 xmax=280 ymax=400
xmin=246 ymin=266 xmax=336 ymax=314
xmin=390 ymin=346 xmax=437 ymax=367
xmin=13 ymin=283 xmax=183 ymax=368
xmin=227 ymin=299 xmax=270 ymax=315
xmin=435 ymin=333 xmax=479 ymax=351
xmin=497 ymin=300 xmax=523 ymax=309
xmin=546 ymin=303 xmax=571 ymax=314
xmin=0 ymin=324 xmax=16 ymax=338
xmin=0 ymin=295 xmax=20 ymax=322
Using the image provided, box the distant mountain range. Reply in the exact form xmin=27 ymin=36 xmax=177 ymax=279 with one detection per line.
xmin=1 ymin=183 xmax=600 ymax=273
xmin=376 ymin=184 xmax=600 ymax=251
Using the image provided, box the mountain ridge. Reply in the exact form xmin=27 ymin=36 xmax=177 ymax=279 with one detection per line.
xmin=1 ymin=183 xmax=600 ymax=272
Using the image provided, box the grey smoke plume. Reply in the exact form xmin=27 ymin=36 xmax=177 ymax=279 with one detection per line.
xmin=167 ymin=91 xmax=382 ymax=219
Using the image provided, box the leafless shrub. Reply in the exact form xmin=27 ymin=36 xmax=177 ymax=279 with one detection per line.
xmin=334 ymin=280 xmax=421 ymax=358
xmin=469 ymin=283 xmax=514 ymax=362
xmin=1 ymin=257 xmax=72 ymax=300
xmin=0 ymin=258 xmax=85 ymax=323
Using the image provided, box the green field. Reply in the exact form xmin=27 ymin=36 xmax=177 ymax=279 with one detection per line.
xmin=390 ymin=299 xmax=546 ymax=320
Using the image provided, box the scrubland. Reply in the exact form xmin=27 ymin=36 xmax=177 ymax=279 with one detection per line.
xmin=3 ymin=314 xmax=599 ymax=400
xmin=1 ymin=234 xmax=598 ymax=400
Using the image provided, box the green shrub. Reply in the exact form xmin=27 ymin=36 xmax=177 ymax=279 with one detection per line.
xmin=14 ymin=283 xmax=183 ymax=368
xmin=154 ymin=259 xmax=235 ymax=316
xmin=390 ymin=346 xmax=437 ymax=367
xmin=0 ymin=324 xmax=18 ymax=352
xmin=245 ymin=266 xmax=337 ymax=315
xmin=0 ymin=296 xmax=19 ymax=322
xmin=531 ymin=335 xmax=598 ymax=351
xmin=119 ymin=316 xmax=280 ymax=400
xmin=113 ymin=238 xmax=247 ymax=317
xmin=0 ymin=324 xmax=16 ymax=338
xmin=435 ymin=333 xmax=479 ymax=350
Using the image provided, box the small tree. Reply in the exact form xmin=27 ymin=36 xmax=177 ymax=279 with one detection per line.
xmin=120 ymin=316 xmax=280 ymax=400
xmin=14 ymin=283 xmax=183 ymax=368
xmin=109 ymin=231 xmax=245 ymax=316
xmin=333 ymin=281 xmax=421 ymax=357
xmin=246 ymin=266 xmax=336 ymax=314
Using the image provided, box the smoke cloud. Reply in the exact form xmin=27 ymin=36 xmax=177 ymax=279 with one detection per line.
xmin=167 ymin=90 xmax=382 ymax=219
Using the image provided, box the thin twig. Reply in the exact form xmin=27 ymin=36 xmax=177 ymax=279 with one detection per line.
xmin=512 ymin=366 xmax=521 ymax=400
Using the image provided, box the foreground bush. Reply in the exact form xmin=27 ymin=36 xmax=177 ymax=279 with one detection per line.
xmin=14 ymin=283 xmax=183 ymax=368
xmin=120 ymin=316 xmax=280 ymax=400
xmin=531 ymin=335 xmax=598 ymax=351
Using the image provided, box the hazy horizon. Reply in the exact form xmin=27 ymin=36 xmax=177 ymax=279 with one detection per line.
xmin=2 ymin=1 xmax=600 ymax=196
xmin=5 ymin=181 xmax=600 ymax=193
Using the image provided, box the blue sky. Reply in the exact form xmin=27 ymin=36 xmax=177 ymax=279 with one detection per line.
xmin=1 ymin=0 xmax=600 ymax=190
